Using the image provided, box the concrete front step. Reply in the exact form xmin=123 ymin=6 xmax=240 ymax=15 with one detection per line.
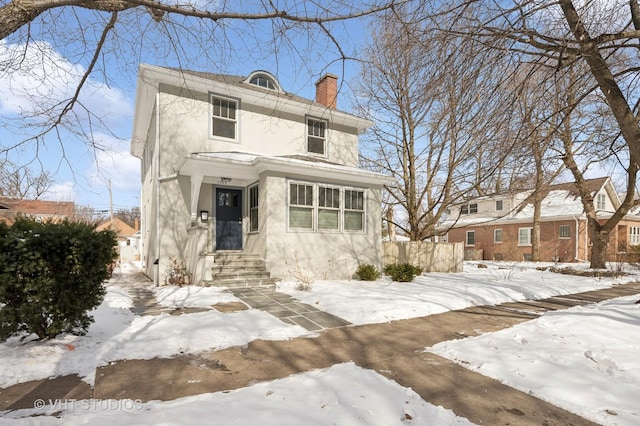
xmin=207 ymin=252 xmax=278 ymax=288
xmin=213 ymin=252 xmax=261 ymax=262
xmin=203 ymin=277 xmax=280 ymax=288
xmin=212 ymin=262 xmax=267 ymax=274
xmin=212 ymin=271 xmax=272 ymax=280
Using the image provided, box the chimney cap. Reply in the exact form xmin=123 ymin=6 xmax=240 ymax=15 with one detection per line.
xmin=315 ymin=73 xmax=339 ymax=86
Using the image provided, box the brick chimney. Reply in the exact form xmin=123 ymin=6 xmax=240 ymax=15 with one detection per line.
xmin=315 ymin=73 xmax=338 ymax=109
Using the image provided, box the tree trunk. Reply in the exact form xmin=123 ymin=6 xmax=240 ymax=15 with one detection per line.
xmin=590 ymin=219 xmax=609 ymax=269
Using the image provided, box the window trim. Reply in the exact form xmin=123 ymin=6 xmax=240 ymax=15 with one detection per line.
xmin=287 ymin=181 xmax=366 ymax=233
xmin=344 ymin=188 xmax=365 ymax=233
xmin=249 ymin=74 xmax=276 ymax=90
xmin=518 ymin=227 xmax=532 ymax=246
xmin=460 ymin=203 xmax=478 ymax=215
xmin=596 ymin=193 xmax=606 ymax=210
xmin=248 ymin=183 xmax=259 ymax=233
xmin=210 ymin=93 xmax=239 ymax=141
xmin=306 ymin=116 xmax=328 ymax=156
xmin=559 ymin=224 xmax=571 ymax=239
xmin=494 ymin=229 xmax=503 ymax=243
xmin=630 ymin=226 xmax=640 ymax=245
xmin=288 ymin=182 xmax=314 ymax=231
xmin=466 ymin=230 xmax=475 ymax=246
xmin=318 ymin=185 xmax=341 ymax=232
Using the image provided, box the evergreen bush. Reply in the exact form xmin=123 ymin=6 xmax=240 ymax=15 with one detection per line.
xmin=0 ymin=218 xmax=117 ymax=341
xmin=383 ymin=263 xmax=423 ymax=282
xmin=355 ymin=264 xmax=380 ymax=281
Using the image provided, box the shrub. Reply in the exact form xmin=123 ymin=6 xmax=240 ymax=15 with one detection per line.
xmin=355 ymin=264 xmax=380 ymax=281
xmin=383 ymin=263 xmax=423 ymax=282
xmin=0 ymin=218 xmax=117 ymax=342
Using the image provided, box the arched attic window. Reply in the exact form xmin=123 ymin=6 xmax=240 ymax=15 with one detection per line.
xmin=245 ymin=71 xmax=282 ymax=92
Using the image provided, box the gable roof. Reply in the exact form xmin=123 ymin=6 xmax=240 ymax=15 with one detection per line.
xmin=442 ymin=177 xmax=621 ymax=228
xmin=96 ymin=217 xmax=137 ymax=238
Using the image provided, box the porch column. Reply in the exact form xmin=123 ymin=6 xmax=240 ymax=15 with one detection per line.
xmin=190 ymin=173 xmax=204 ymax=225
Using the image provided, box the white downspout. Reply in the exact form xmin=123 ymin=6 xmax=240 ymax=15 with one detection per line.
xmin=154 ymin=93 xmax=161 ymax=286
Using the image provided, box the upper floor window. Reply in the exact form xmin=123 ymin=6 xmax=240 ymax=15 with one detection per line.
xmin=250 ymin=75 xmax=276 ymax=90
xmin=460 ymin=203 xmax=478 ymax=215
xmin=211 ymin=95 xmax=237 ymax=140
xmin=596 ymin=193 xmax=606 ymax=210
xmin=495 ymin=200 xmax=503 ymax=211
xmin=307 ymin=118 xmax=327 ymax=155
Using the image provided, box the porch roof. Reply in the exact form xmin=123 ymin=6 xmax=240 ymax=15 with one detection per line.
xmin=175 ymin=152 xmax=392 ymax=186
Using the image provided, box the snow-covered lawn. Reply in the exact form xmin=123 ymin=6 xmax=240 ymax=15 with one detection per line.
xmin=1 ymin=261 xmax=639 ymax=424
xmin=427 ymin=293 xmax=640 ymax=426
xmin=278 ymin=261 xmax=630 ymax=325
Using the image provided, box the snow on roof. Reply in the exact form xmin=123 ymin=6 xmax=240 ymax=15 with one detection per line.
xmin=511 ymin=189 xmax=584 ymax=219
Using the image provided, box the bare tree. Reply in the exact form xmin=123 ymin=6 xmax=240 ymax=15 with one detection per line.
xmin=0 ymin=0 xmax=399 ymax=164
xmin=423 ymin=0 xmax=640 ymax=268
xmin=356 ymin=7 xmax=512 ymax=240
xmin=0 ymin=160 xmax=52 ymax=199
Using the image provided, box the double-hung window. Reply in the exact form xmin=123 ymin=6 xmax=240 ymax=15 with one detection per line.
xmin=460 ymin=203 xmax=477 ymax=215
xmin=494 ymin=229 xmax=503 ymax=243
xmin=466 ymin=230 xmax=475 ymax=246
xmin=630 ymin=227 xmax=640 ymax=245
xmin=288 ymin=182 xmax=365 ymax=232
xmin=307 ymin=118 xmax=327 ymax=155
xmin=519 ymin=227 xmax=532 ymax=245
xmin=596 ymin=193 xmax=606 ymax=210
xmin=211 ymin=95 xmax=237 ymax=140
xmin=289 ymin=183 xmax=314 ymax=229
xmin=318 ymin=186 xmax=340 ymax=230
xmin=344 ymin=189 xmax=365 ymax=231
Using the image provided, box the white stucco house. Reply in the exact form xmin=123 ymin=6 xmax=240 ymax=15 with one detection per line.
xmin=130 ymin=64 xmax=390 ymax=285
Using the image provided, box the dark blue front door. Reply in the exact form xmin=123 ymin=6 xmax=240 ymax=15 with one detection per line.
xmin=215 ymin=188 xmax=242 ymax=250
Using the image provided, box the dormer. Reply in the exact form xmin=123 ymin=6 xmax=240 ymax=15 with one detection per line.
xmin=244 ymin=71 xmax=282 ymax=92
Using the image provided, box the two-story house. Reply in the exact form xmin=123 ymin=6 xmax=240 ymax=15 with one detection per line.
xmin=440 ymin=177 xmax=640 ymax=262
xmin=131 ymin=64 xmax=390 ymax=285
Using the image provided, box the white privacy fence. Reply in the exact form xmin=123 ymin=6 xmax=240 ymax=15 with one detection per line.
xmin=382 ymin=241 xmax=464 ymax=273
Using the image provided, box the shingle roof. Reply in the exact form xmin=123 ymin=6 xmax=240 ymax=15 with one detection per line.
xmin=163 ymin=67 xmax=331 ymax=112
xmin=0 ymin=197 xmax=75 ymax=222
xmin=96 ymin=217 xmax=137 ymax=238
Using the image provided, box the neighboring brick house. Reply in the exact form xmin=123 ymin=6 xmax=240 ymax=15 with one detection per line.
xmin=439 ymin=177 xmax=640 ymax=262
xmin=0 ymin=197 xmax=75 ymax=224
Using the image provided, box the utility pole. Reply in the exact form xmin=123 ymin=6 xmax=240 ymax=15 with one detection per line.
xmin=109 ymin=179 xmax=113 ymax=225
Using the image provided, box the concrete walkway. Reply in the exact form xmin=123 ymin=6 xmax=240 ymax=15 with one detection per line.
xmin=2 ymin=270 xmax=640 ymax=424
